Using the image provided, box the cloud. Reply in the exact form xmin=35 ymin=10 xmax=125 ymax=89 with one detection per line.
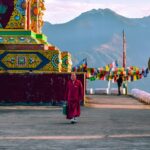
xmin=94 ymin=33 xmax=133 ymax=66
xmin=95 ymin=34 xmax=122 ymax=53
xmin=43 ymin=1 xmax=126 ymax=23
xmin=44 ymin=0 xmax=150 ymax=24
xmin=68 ymin=33 xmax=133 ymax=67
xmin=94 ymin=34 xmax=123 ymax=65
xmin=44 ymin=1 xmax=87 ymax=23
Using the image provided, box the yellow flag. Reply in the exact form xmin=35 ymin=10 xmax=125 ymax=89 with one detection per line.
xmin=106 ymin=65 xmax=109 ymax=71
xmin=134 ymin=75 xmax=137 ymax=81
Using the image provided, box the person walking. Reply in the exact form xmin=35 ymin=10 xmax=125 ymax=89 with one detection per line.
xmin=65 ymin=73 xmax=83 ymax=124
xmin=117 ymin=74 xmax=123 ymax=95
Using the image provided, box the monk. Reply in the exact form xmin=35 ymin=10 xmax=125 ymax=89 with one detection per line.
xmin=65 ymin=73 xmax=83 ymax=124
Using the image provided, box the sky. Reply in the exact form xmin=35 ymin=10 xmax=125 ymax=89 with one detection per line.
xmin=44 ymin=0 xmax=150 ymax=24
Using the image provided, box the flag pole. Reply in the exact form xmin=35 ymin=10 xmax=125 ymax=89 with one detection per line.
xmin=122 ymin=30 xmax=128 ymax=95
xmin=107 ymin=79 xmax=111 ymax=94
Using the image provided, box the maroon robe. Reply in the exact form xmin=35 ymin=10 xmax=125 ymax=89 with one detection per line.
xmin=65 ymin=79 xmax=83 ymax=119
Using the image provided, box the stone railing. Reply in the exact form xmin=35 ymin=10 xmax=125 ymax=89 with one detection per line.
xmin=86 ymin=88 xmax=121 ymax=95
xmin=131 ymin=89 xmax=150 ymax=104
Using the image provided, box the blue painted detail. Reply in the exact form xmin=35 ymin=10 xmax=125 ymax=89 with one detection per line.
xmin=0 ymin=4 xmax=7 ymax=14
xmin=19 ymin=37 xmax=25 ymax=42
xmin=18 ymin=56 xmax=26 ymax=65
xmin=0 ymin=52 xmax=9 ymax=70
xmin=0 ymin=37 xmax=3 ymax=42
xmin=0 ymin=52 xmax=50 ymax=70
xmin=51 ymin=54 xmax=59 ymax=68
xmin=0 ymin=23 xmax=3 ymax=28
xmin=16 ymin=0 xmax=25 ymax=15
xmin=15 ymin=15 xmax=20 ymax=21
xmin=62 ymin=56 xmax=68 ymax=68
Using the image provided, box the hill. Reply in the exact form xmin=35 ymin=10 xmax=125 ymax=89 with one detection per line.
xmin=42 ymin=9 xmax=150 ymax=92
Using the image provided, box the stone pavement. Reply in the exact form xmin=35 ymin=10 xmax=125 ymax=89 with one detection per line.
xmin=85 ymin=95 xmax=150 ymax=109
xmin=0 ymin=95 xmax=150 ymax=150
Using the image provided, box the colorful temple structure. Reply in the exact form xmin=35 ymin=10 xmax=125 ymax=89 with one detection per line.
xmin=0 ymin=0 xmax=72 ymax=72
xmin=0 ymin=0 xmax=85 ymax=103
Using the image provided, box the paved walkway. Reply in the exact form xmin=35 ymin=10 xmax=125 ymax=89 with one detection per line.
xmin=85 ymin=95 xmax=150 ymax=109
xmin=0 ymin=95 xmax=150 ymax=150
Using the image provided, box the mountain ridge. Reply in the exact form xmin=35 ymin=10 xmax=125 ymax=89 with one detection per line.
xmin=45 ymin=8 xmax=150 ymax=25
xmin=42 ymin=8 xmax=150 ymax=91
xmin=43 ymin=8 xmax=150 ymax=66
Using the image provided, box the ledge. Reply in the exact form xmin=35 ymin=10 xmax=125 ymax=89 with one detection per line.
xmin=131 ymin=89 xmax=150 ymax=104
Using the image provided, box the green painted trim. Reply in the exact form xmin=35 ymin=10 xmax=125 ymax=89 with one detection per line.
xmin=0 ymin=30 xmax=32 ymax=36
xmin=0 ymin=30 xmax=50 ymax=45
xmin=36 ymin=34 xmax=47 ymax=41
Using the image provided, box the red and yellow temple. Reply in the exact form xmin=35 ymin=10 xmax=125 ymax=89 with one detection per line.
xmin=0 ymin=0 xmax=72 ymax=72
xmin=0 ymin=0 xmax=86 ymax=103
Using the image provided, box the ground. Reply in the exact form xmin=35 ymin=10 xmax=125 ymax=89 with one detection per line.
xmin=0 ymin=95 xmax=150 ymax=150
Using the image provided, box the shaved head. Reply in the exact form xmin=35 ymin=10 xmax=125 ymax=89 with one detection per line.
xmin=71 ymin=72 xmax=77 ymax=81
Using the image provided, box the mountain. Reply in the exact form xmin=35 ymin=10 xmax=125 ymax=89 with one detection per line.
xmin=42 ymin=8 xmax=150 ymax=92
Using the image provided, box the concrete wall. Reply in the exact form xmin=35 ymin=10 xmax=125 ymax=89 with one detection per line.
xmin=131 ymin=89 xmax=150 ymax=104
